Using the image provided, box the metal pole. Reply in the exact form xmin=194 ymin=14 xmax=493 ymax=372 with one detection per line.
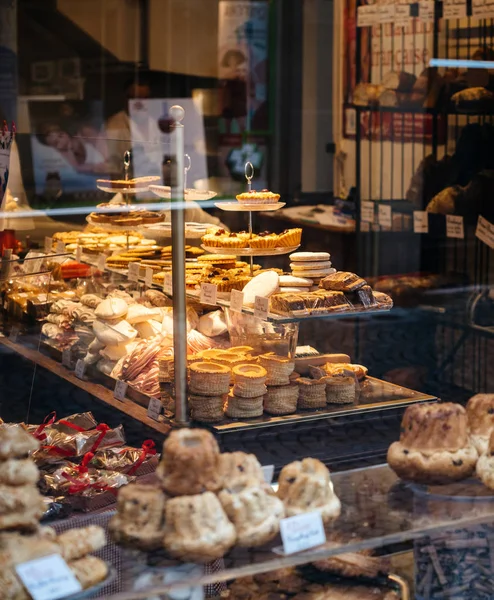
xmin=170 ymin=105 xmax=188 ymax=425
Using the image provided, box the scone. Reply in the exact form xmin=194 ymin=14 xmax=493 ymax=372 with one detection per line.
xmin=0 ymin=485 xmax=45 ymax=530
xmin=220 ymin=452 xmax=264 ymax=486
xmin=466 ymin=393 xmax=494 ymax=454
xmin=56 ymin=526 xmax=106 ymax=561
xmin=0 ymin=426 xmax=39 ymax=460
xmin=157 ymin=429 xmax=223 ymax=495
xmin=219 ymin=478 xmax=285 ymax=547
xmin=476 ymin=430 xmax=494 ymax=489
xmin=163 ymin=492 xmax=236 ymax=562
xmin=69 ymin=555 xmax=109 ymax=589
xmin=0 ymin=459 xmax=39 ymax=487
xmin=277 ymin=458 xmax=341 ymax=523
xmin=387 ymin=403 xmax=478 ymax=484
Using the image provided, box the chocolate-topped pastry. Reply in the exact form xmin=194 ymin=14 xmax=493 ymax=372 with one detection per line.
xmin=387 ymin=403 xmax=478 ymax=483
xmin=319 ymin=272 xmax=367 ymax=292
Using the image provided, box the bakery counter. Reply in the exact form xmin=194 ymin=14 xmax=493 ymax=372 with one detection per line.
xmin=103 ymin=463 xmax=494 ymax=598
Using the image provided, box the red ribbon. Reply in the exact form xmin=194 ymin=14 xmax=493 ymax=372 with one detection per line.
xmin=78 ymin=452 xmax=95 ymax=474
xmin=89 ymin=423 xmax=110 ymax=453
xmin=61 ymin=470 xmax=111 ymax=495
xmin=41 ymin=444 xmax=73 ymax=458
xmin=127 ymin=440 xmax=157 ymax=476
xmin=33 ymin=412 xmax=57 ymax=440
xmin=57 ymin=420 xmax=86 ymax=432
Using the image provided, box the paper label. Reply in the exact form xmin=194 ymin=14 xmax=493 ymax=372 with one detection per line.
xmin=15 ymin=554 xmax=82 ymax=600
xmin=97 ymin=253 xmax=106 ymax=271
xmin=472 ymin=0 xmax=494 ymax=17
xmin=253 ymin=295 xmax=269 ymax=320
xmin=75 ymin=245 xmax=82 ymax=262
xmin=44 ymin=237 xmax=52 ymax=254
xmin=357 ymin=4 xmax=379 ymax=26
xmin=114 ymin=379 xmax=128 ymax=401
xmin=200 ymin=283 xmax=217 ymax=305
xmin=128 ymin=262 xmax=140 ymax=282
xmin=476 ymin=215 xmax=494 ymax=249
xmin=262 ymin=464 xmax=274 ymax=484
xmin=361 ymin=201 xmax=374 ymax=223
xmin=419 ymin=0 xmax=435 ymax=20
xmin=55 ymin=241 xmax=65 ymax=254
xmin=379 ymin=4 xmax=396 ymax=22
xmin=147 ymin=397 xmax=162 ymax=421
xmin=61 ymin=349 xmax=71 ymax=368
xmin=145 ymin=267 xmax=154 ymax=287
xmin=446 ymin=215 xmax=465 ymax=239
xmin=230 ymin=289 xmax=244 ymax=313
xmin=280 ymin=512 xmax=327 ymax=555
xmin=413 ymin=211 xmax=429 ymax=234
xmin=163 ymin=273 xmax=173 ymax=295
xmin=74 ymin=359 xmax=86 ymax=379
xmin=378 ymin=204 xmax=392 ymax=228
xmin=443 ymin=0 xmax=467 ymax=18
xmin=395 ymin=4 xmax=411 ymax=24
xmin=9 ymin=325 xmax=19 ymax=342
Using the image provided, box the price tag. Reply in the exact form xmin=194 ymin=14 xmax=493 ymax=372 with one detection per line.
xmin=357 ymin=4 xmax=379 ymax=26
xmin=443 ymin=0 xmax=467 ymax=18
xmin=9 ymin=325 xmax=20 ymax=342
xmin=44 ymin=237 xmax=52 ymax=254
xmin=61 ymin=349 xmax=71 ymax=368
xmin=128 ymin=262 xmax=140 ymax=282
xmin=75 ymin=245 xmax=82 ymax=262
xmin=279 ymin=512 xmax=326 ymax=555
xmin=419 ymin=0 xmax=435 ymax=20
xmin=145 ymin=267 xmax=154 ymax=287
xmin=378 ymin=4 xmax=396 ymax=22
xmin=476 ymin=215 xmax=494 ymax=249
xmin=446 ymin=215 xmax=464 ymax=239
xmin=378 ymin=204 xmax=392 ymax=228
xmin=200 ymin=283 xmax=217 ymax=305
xmin=97 ymin=253 xmax=106 ymax=271
xmin=147 ymin=397 xmax=162 ymax=421
xmin=413 ymin=211 xmax=429 ymax=234
xmin=15 ymin=554 xmax=82 ymax=600
xmin=253 ymin=295 xmax=269 ymax=320
xmin=361 ymin=201 xmax=374 ymax=223
xmin=56 ymin=241 xmax=65 ymax=254
xmin=230 ymin=289 xmax=244 ymax=313
xmin=163 ymin=273 xmax=173 ymax=295
xmin=114 ymin=379 xmax=128 ymax=401
xmin=472 ymin=0 xmax=494 ymax=17
xmin=262 ymin=464 xmax=274 ymax=484
xmin=74 ymin=359 xmax=86 ymax=379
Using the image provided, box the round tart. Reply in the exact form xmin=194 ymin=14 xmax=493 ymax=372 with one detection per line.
xmin=236 ymin=189 xmax=281 ymax=205
xmin=325 ymin=376 xmax=356 ymax=405
xmin=249 ymin=232 xmax=279 ymax=249
xmin=263 ymin=383 xmax=299 ymax=415
xmin=278 ymin=228 xmax=302 ymax=247
xmin=189 ymin=362 xmax=231 ymax=396
xmin=260 ymin=353 xmax=295 ymax=386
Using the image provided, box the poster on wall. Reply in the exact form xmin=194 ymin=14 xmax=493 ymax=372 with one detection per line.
xmin=0 ymin=0 xmax=17 ymax=123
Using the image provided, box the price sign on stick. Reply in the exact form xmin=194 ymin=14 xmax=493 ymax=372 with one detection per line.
xmin=200 ymin=283 xmax=217 ymax=305
xmin=280 ymin=513 xmax=326 ymax=555
xmin=114 ymin=380 xmax=128 ymax=401
xmin=16 ymin=554 xmax=82 ymax=600
xmin=230 ymin=289 xmax=244 ymax=313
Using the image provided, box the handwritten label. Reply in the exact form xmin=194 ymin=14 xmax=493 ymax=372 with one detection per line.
xmin=446 ymin=215 xmax=465 ymax=239
xmin=378 ymin=4 xmax=396 ymax=22
xmin=61 ymin=349 xmax=71 ymax=368
xmin=472 ymin=0 xmax=494 ymax=17
xmin=55 ymin=241 xmax=65 ymax=254
xmin=114 ymin=379 xmax=128 ymax=401
xmin=262 ymin=465 xmax=275 ymax=484
xmin=163 ymin=273 xmax=173 ymax=295
xmin=16 ymin=554 xmax=82 ymax=600
xmin=147 ymin=397 xmax=162 ymax=421
xmin=75 ymin=245 xmax=82 ymax=262
xmin=476 ymin=215 xmax=494 ymax=249
xmin=200 ymin=283 xmax=217 ymax=306
xmin=413 ymin=211 xmax=429 ymax=234
xmin=419 ymin=0 xmax=435 ymax=21
xmin=280 ymin=512 xmax=326 ymax=555
xmin=128 ymin=262 xmax=140 ymax=282
xmin=361 ymin=201 xmax=374 ymax=223
xmin=97 ymin=253 xmax=106 ymax=271
xmin=74 ymin=359 xmax=86 ymax=379
xmin=357 ymin=4 xmax=379 ymax=26
xmin=395 ymin=4 xmax=411 ymax=24
xmin=253 ymin=295 xmax=270 ymax=320
xmin=230 ymin=289 xmax=244 ymax=313
xmin=145 ymin=267 xmax=154 ymax=287
xmin=443 ymin=0 xmax=467 ymax=18
xmin=378 ymin=204 xmax=392 ymax=229
xmin=44 ymin=237 xmax=52 ymax=254
xmin=9 ymin=325 xmax=20 ymax=343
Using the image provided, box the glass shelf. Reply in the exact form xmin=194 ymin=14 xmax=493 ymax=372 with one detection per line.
xmin=215 ymin=201 xmax=286 ymax=212
xmin=102 ymin=463 xmax=494 ymax=598
xmin=149 ymin=185 xmax=217 ymax=200
xmin=201 ymin=244 xmax=299 ymax=256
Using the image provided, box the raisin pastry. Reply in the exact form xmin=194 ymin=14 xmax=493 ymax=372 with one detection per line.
xmin=0 ymin=485 xmax=45 ymax=531
xmin=0 ymin=426 xmax=39 ymax=460
xmin=277 ymin=458 xmax=341 ymax=523
xmin=0 ymin=459 xmax=39 ymax=487
xmin=387 ymin=403 xmax=478 ymax=484
xmin=466 ymin=393 xmax=494 ymax=454
xmin=220 ymin=452 xmax=264 ymax=486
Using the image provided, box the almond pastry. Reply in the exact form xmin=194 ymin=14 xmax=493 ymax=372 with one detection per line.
xmin=163 ymin=491 xmax=236 ymax=562
xmin=189 ymin=362 xmax=231 ymax=396
xmin=219 ymin=452 xmax=264 ymax=485
xmin=189 ymin=393 xmax=226 ymax=422
xmin=219 ymin=478 xmax=285 ymax=547
xmin=263 ymin=383 xmax=299 ymax=415
xmin=260 ymin=354 xmax=295 ymax=386
xmin=325 ymin=376 xmax=356 ymax=404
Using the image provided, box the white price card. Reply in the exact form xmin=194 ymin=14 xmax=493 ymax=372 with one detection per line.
xmin=262 ymin=465 xmax=275 ymax=484
xmin=9 ymin=325 xmax=20 ymax=342
xmin=75 ymin=245 xmax=82 ymax=262
xmin=147 ymin=397 xmax=162 ymax=421
xmin=476 ymin=215 xmax=494 ymax=249
xmin=419 ymin=0 xmax=435 ymax=21
xmin=114 ymin=379 xmax=128 ymax=401
xmin=361 ymin=201 xmax=375 ymax=223
xmin=413 ymin=211 xmax=429 ymax=234
xmin=357 ymin=4 xmax=379 ymax=26
xmin=74 ymin=359 xmax=86 ymax=379
xmin=97 ymin=253 xmax=106 ymax=270
xmin=379 ymin=4 xmax=396 ymax=22
xmin=61 ymin=349 xmax=71 ymax=368
xmin=15 ymin=554 xmax=82 ymax=600
xmin=472 ymin=0 xmax=494 ymax=17
xmin=280 ymin=512 xmax=326 ymax=555
xmin=55 ymin=241 xmax=65 ymax=254
xmin=446 ymin=215 xmax=465 ymax=239
xmin=145 ymin=267 xmax=154 ymax=287
xmin=128 ymin=262 xmax=140 ymax=282
xmin=378 ymin=204 xmax=392 ymax=229
xmin=44 ymin=237 xmax=52 ymax=254
xmin=200 ymin=283 xmax=218 ymax=305
xmin=253 ymin=295 xmax=269 ymax=320
xmin=163 ymin=273 xmax=173 ymax=295
xmin=443 ymin=0 xmax=467 ymax=18
xmin=230 ymin=289 xmax=244 ymax=313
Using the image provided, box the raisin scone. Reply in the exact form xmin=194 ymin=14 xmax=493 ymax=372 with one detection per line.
xmin=466 ymin=393 xmax=494 ymax=455
xmin=220 ymin=452 xmax=264 ymax=486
